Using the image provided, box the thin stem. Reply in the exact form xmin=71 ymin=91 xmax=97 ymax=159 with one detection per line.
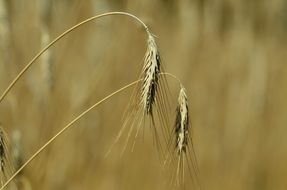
xmin=0 ymin=12 xmax=149 ymax=104
xmin=0 ymin=79 xmax=141 ymax=190
xmin=161 ymin=72 xmax=183 ymax=88
xmin=0 ymin=72 xmax=182 ymax=189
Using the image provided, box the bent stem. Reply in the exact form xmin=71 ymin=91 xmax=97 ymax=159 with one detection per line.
xmin=0 ymin=79 xmax=140 ymax=190
xmin=0 ymin=12 xmax=149 ymax=104
xmin=163 ymin=72 xmax=183 ymax=88
xmin=0 ymin=73 xmax=183 ymax=190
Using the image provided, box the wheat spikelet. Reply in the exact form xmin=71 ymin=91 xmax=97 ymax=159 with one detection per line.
xmin=164 ymin=87 xmax=199 ymax=189
xmin=175 ymin=88 xmax=189 ymax=156
xmin=141 ymin=33 xmax=161 ymax=115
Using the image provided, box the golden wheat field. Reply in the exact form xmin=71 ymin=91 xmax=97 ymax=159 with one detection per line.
xmin=0 ymin=0 xmax=287 ymax=190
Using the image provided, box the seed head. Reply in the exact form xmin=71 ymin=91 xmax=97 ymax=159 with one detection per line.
xmin=141 ymin=33 xmax=161 ymax=115
xmin=175 ymin=88 xmax=189 ymax=155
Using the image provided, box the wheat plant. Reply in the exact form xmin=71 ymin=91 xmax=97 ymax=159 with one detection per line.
xmin=0 ymin=12 xmax=198 ymax=190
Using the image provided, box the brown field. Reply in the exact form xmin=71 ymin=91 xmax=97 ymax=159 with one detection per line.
xmin=0 ymin=0 xmax=287 ymax=189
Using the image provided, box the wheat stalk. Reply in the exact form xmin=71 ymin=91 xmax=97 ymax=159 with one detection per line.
xmin=0 ymin=79 xmax=141 ymax=190
xmin=0 ymin=12 xmax=150 ymax=104
xmin=39 ymin=0 xmax=53 ymax=92
xmin=0 ymin=0 xmax=11 ymax=70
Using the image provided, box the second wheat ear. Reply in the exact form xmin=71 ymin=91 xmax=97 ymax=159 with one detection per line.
xmin=175 ymin=88 xmax=190 ymax=155
xmin=167 ymin=86 xmax=200 ymax=188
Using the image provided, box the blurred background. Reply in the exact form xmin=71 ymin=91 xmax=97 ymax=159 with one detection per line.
xmin=0 ymin=0 xmax=287 ymax=189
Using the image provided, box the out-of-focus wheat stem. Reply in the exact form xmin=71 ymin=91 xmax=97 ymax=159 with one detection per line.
xmin=39 ymin=0 xmax=54 ymax=92
xmin=0 ymin=12 xmax=149 ymax=104
xmin=0 ymin=0 xmax=11 ymax=67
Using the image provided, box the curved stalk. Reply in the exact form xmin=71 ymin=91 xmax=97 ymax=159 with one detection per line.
xmin=0 ymin=12 xmax=149 ymax=104
xmin=0 ymin=72 xmax=183 ymax=190
xmin=0 ymin=79 xmax=140 ymax=190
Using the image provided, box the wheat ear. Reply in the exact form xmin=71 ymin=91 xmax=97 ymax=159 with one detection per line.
xmin=141 ymin=33 xmax=161 ymax=115
xmin=108 ymin=33 xmax=171 ymax=157
xmin=175 ymin=87 xmax=189 ymax=155
xmin=171 ymin=86 xmax=200 ymax=188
